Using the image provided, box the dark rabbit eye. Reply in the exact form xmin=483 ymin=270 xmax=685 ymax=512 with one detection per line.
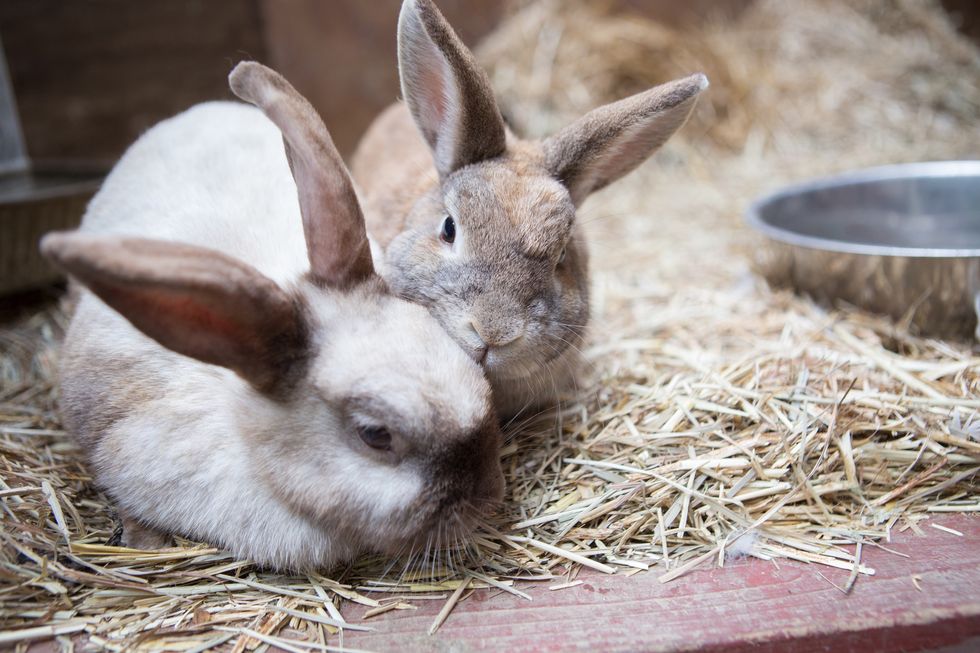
xmin=440 ymin=216 xmax=456 ymax=244
xmin=358 ymin=425 xmax=392 ymax=451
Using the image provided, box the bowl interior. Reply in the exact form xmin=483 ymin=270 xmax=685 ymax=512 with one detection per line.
xmin=752 ymin=163 xmax=980 ymax=256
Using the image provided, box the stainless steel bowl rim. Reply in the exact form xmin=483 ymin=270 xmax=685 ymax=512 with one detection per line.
xmin=745 ymin=160 xmax=980 ymax=258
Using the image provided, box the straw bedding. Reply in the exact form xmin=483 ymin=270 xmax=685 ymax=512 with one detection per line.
xmin=2 ymin=0 xmax=979 ymax=649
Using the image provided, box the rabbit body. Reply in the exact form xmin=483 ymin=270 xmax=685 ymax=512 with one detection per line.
xmin=355 ymin=103 xmax=589 ymax=420
xmin=52 ymin=66 xmax=503 ymax=572
xmin=353 ymin=0 xmax=707 ymax=420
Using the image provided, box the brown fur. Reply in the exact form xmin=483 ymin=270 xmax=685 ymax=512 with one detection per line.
xmin=352 ymin=0 xmax=706 ymax=418
xmin=544 ymin=74 xmax=709 ymax=204
xmin=120 ymin=514 xmax=173 ymax=549
xmin=398 ymin=0 xmax=506 ymax=176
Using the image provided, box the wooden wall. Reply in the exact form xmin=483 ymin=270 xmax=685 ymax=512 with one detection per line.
xmin=261 ymin=0 xmax=506 ymax=156
xmin=1 ymin=0 xmax=975 ymax=166
xmin=0 ymin=1 xmax=266 ymax=168
xmin=0 ymin=0 xmax=755 ymax=165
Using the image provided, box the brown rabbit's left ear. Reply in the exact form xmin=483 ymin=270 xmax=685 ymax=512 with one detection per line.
xmin=543 ymin=74 xmax=708 ymax=206
xmin=398 ymin=0 xmax=507 ymax=179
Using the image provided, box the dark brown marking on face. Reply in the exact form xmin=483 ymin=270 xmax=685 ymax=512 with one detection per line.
xmin=256 ymin=291 xmax=312 ymax=400
xmin=414 ymin=412 xmax=504 ymax=529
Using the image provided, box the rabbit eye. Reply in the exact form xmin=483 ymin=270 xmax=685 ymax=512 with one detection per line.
xmin=557 ymin=247 xmax=567 ymax=265
xmin=358 ymin=425 xmax=392 ymax=451
xmin=440 ymin=216 xmax=456 ymax=244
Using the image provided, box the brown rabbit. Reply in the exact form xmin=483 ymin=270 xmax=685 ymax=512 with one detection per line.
xmin=353 ymin=0 xmax=707 ymax=420
xmin=43 ymin=62 xmax=503 ymax=571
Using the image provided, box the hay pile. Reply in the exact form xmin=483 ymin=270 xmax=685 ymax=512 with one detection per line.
xmin=2 ymin=0 xmax=979 ymax=649
xmin=481 ymin=0 xmax=980 ymax=163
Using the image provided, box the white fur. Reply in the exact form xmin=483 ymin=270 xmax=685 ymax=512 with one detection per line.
xmin=81 ymin=102 xmax=308 ymax=284
xmin=725 ymin=531 xmax=759 ymax=561
xmin=62 ymin=99 xmax=500 ymax=570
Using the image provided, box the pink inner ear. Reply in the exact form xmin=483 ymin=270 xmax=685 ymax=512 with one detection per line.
xmin=144 ymin=291 xmax=249 ymax=345
xmin=85 ymin=277 xmax=261 ymax=376
xmin=418 ymin=65 xmax=448 ymax=133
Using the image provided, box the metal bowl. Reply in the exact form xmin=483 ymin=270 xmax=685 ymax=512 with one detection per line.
xmin=746 ymin=161 xmax=980 ymax=340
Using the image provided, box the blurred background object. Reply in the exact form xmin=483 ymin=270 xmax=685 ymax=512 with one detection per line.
xmin=479 ymin=0 xmax=980 ymax=160
xmin=1 ymin=0 xmax=977 ymax=162
xmin=1 ymin=0 xmax=978 ymax=296
xmin=0 ymin=36 xmax=101 ymax=295
xmin=1 ymin=0 xmax=266 ymax=169
xmin=0 ymin=39 xmax=27 ymax=175
xmin=748 ymin=161 xmax=980 ymax=340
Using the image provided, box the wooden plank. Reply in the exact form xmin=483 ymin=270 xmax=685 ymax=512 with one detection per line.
xmin=341 ymin=516 xmax=980 ymax=652
xmin=18 ymin=519 xmax=980 ymax=653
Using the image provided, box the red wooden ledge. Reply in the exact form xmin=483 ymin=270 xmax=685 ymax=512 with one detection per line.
xmin=21 ymin=516 xmax=980 ymax=651
xmin=342 ymin=516 xmax=980 ymax=652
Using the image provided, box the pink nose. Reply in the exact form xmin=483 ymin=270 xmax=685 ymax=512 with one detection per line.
xmin=470 ymin=319 xmax=523 ymax=349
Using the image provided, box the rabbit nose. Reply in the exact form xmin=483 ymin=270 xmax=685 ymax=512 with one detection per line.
xmin=469 ymin=318 xmax=523 ymax=349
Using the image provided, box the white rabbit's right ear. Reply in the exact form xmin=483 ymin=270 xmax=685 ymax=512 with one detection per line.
xmin=41 ymin=232 xmax=307 ymax=394
xmin=229 ymin=61 xmax=374 ymax=290
xmin=397 ymin=0 xmax=506 ymax=178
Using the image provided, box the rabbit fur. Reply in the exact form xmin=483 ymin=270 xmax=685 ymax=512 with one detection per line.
xmin=353 ymin=0 xmax=707 ymax=420
xmin=43 ymin=62 xmax=504 ymax=571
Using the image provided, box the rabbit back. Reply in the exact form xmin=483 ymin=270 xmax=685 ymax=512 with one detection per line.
xmin=82 ymin=101 xmax=308 ymax=286
xmin=353 ymin=103 xmax=439 ymax=247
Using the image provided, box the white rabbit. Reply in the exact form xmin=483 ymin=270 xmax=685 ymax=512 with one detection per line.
xmin=43 ymin=62 xmax=503 ymax=571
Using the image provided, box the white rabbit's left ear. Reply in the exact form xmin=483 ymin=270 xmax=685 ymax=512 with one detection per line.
xmin=543 ymin=74 xmax=708 ymax=206
xmin=398 ymin=0 xmax=507 ymax=179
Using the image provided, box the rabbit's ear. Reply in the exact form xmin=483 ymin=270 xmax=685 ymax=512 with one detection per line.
xmin=543 ymin=74 xmax=708 ymax=206
xmin=398 ymin=0 xmax=506 ymax=178
xmin=41 ymin=232 xmax=307 ymax=394
xmin=229 ymin=62 xmax=374 ymax=290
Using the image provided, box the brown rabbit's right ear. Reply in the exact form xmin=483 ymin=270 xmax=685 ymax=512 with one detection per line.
xmin=397 ymin=0 xmax=506 ymax=178
xmin=41 ymin=232 xmax=307 ymax=394
xmin=228 ymin=61 xmax=374 ymax=290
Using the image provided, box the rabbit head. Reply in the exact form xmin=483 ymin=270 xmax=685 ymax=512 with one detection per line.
xmin=380 ymin=0 xmax=706 ymax=387
xmin=43 ymin=62 xmax=503 ymax=568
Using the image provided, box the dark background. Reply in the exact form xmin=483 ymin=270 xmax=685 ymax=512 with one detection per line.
xmin=1 ymin=0 xmax=977 ymax=166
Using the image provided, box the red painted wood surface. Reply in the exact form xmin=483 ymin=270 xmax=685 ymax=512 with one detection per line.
xmin=340 ymin=516 xmax=980 ymax=652
xmin=19 ymin=516 xmax=980 ymax=651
